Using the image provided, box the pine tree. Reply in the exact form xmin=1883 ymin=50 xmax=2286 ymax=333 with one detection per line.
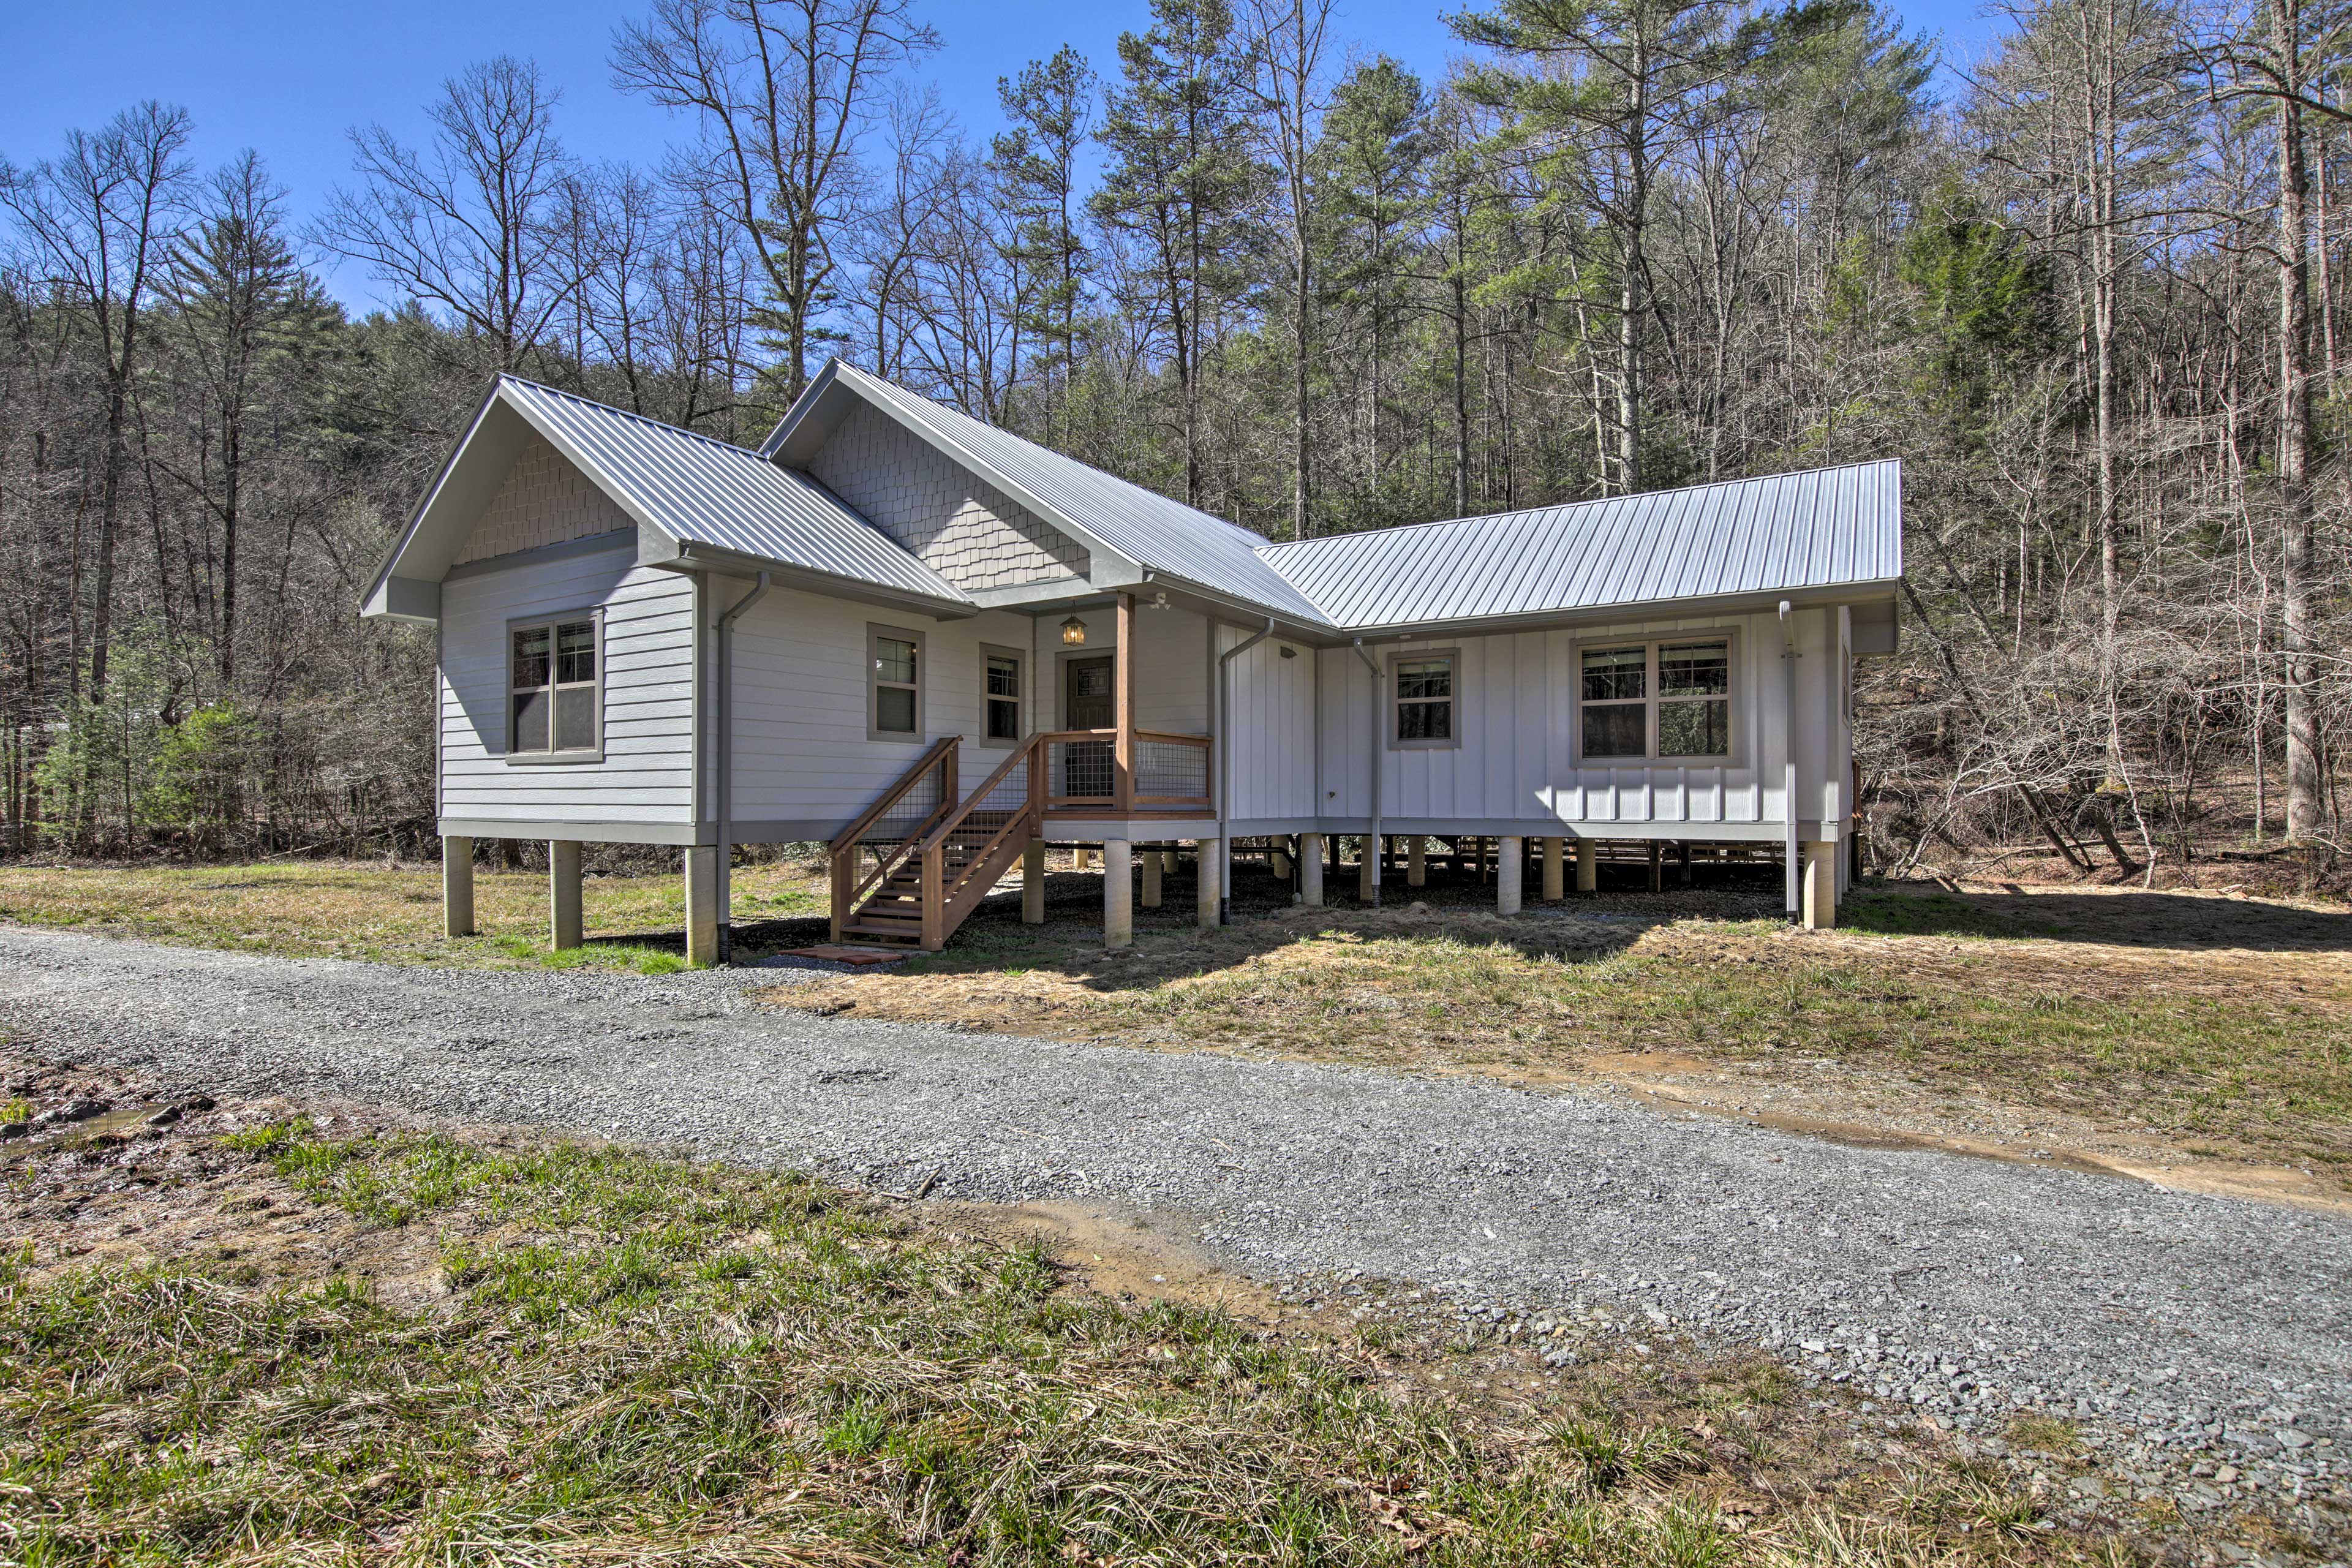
xmin=993 ymin=47 xmax=1098 ymax=442
xmin=1092 ymin=0 xmax=1261 ymax=505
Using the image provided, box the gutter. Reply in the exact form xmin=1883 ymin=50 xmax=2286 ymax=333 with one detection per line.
xmin=1215 ymin=617 xmax=1276 ymax=924
xmin=715 ymin=570 xmax=774 ymax=963
xmin=1780 ymin=599 xmax=1799 ymax=922
xmin=1352 ymin=639 xmax=1383 ymax=908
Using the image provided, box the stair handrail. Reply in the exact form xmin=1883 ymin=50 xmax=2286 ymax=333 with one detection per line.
xmin=828 ymin=736 xmax=960 ymax=939
xmin=913 ymin=733 xmax=1046 ymax=928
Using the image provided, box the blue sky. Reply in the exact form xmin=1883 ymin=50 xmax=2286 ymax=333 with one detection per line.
xmin=4 ymin=0 xmax=2004 ymax=313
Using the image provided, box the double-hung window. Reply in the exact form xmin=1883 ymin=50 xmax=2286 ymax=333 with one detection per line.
xmin=982 ymin=646 xmax=1023 ymax=744
xmin=1390 ymin=651 xmax=1459 ymax=748
xmin=867 ymin=624 xmax=924 ymax=742
xmin=508 ymin=612 xmax=600 ymax=761
xmin=1578 ymin=637 xmax=1734 ymax=761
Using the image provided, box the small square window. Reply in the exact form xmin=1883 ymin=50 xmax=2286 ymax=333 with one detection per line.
xmin=1583 ymin=704 xmax=1647 ymax=758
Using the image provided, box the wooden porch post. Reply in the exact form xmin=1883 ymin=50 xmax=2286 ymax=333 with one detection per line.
xmin=549 ymin=840 xmax=584 ymax=951
xmin=1541 ymin=836 xmax=1565 ymax=900
xmin=443 ymin=835 xmax=476 ymax=938
xmin=1114 ymin=591 xmax=1136 ymax=814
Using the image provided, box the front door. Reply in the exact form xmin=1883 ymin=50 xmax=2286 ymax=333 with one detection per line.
xmin=1063 ymin=655 xmax=1115 ymax=799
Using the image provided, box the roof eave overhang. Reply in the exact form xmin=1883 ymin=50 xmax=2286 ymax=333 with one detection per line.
xmin=652 ymin=537 xmax=978 ymax=619
xmin=358 ymin=381 xmax=514 ymax=620
xmin=1321 ymin=576 xmax=1905 ymax=643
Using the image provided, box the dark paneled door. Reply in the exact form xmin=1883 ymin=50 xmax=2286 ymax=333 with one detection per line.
xmin=1063 ymin=655 xmax=1115 ymax=799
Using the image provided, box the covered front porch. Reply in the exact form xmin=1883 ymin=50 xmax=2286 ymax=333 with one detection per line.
xmin=828 ymin=589 xmax=1225 ymax=952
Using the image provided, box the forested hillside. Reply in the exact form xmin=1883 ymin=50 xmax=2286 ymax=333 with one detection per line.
xmin=1 ymin=0 xmax=2343 ymax=879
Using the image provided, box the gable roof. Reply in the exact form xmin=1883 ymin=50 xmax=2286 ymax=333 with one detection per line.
xmin=767 ymin=361 xmax=1333 ymax=625
xmin=363 ymin=376 xmax=970 ymax=620
xmin=1258 ymin=461 xmax=1904 ymax=632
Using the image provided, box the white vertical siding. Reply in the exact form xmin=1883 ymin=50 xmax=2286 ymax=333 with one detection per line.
xmin=1311 ymin=608 xmax=1852 ymax=832
xmin=439 ymin=541 xmax=698 ymax=826
xmin=1217 ymin=622 xmax=1317 ymax=821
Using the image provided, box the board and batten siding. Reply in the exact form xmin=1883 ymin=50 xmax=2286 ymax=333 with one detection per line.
xmin=439 ymin=537 xmax=699 ymax=829
xmin=725 ymin=582 xmax=1039 ymax=833
xmin=1311 ymin=605 xmax=1848 ymax=834
xmin=1216 ymin=621 xmax=1316 ymax=824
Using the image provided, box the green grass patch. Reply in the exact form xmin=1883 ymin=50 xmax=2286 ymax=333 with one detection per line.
xmin=0 ymin=1121 xmax=2075 ymax=1567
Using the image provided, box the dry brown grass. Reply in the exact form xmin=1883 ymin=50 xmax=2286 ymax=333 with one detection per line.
xmin=0 ymin=858 xmax=828 ymax=971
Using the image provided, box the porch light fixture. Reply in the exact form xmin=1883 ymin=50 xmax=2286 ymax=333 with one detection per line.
xmin=1059 ymin=615 xmax=1087 ymax=646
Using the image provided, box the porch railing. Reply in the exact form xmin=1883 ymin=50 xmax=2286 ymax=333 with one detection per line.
xmin=827 ymin=736 xmax=958 ymax=940
xmin=1041 ymin=729 xmax=1212 ymax=812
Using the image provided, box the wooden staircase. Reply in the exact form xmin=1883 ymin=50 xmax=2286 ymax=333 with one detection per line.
xmin=829 ymin=735 xmax=1045 ymax=951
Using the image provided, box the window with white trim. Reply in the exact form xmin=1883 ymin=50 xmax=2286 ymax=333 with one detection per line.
xmin=1578 ymin=638 xmax=1733 ymax=761
xmin=509 ymin=612 xmax=600 ymax=760
xmin=982 ymin=646 xmax=1023 ymax=743
xmin=867 ymin=624 xmax=924 ymax=741
xmin=1392 ymin=652 xmax=1458 ymax=748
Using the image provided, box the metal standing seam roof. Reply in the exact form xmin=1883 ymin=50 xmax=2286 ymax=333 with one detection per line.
xmin=810 ymin=363 xmax=1335 ymax=625
xmin=1256 ymin=461 xmax=1904 ymax=630
xmin=499 ymin=377 xmax=971 ymax=607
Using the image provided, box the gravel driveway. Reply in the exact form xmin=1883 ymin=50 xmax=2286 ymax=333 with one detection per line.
xmin=4 ymin=926 xmax=2345 ymax=1498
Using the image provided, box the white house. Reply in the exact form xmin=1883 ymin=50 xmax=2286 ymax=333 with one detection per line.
xmin=363 ymin=361 xmax=1901 ymax=962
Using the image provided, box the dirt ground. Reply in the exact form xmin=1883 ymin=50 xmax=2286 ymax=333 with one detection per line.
xmin=761 ymin=867 xmax=2352 ymax=1208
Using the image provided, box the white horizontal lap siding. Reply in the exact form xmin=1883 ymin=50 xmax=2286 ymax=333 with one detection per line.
xmin=439 ymin=544 xmax=696 ymax=826
xmin=1218 ymin=623 xmax=1314 ymax=820
xmin=1314 ymin=609 xmax=1818 ymax=831
xmin=726 ymin=583 xmax=1031 ymax=826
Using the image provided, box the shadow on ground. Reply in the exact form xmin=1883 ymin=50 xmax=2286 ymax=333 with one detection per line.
xmin=1845 ymin=881 xmax=2352 ymax=952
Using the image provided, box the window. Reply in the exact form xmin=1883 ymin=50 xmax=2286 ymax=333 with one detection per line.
xmin=867 ymin=624 xmax=925 ymax=742
xmin=1657 ymin=641 xmax=1731 ymax=756
xmin=1580 ymin=646 xmax=1647 ymax=758
xmin=508 ymin=612 xmax=600 ymax=761
xmin=982 ymin=645 xmax=1023 ymax=744
xmin=1390 ymin=650 xmax=1459 ymax=748
xmin=1577 ymin=636 xmax=1735 ymax=761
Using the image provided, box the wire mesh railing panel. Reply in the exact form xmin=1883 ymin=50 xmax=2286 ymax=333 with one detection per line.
xmin=861 ymin=761 xmax=943 ymax=848
xmin=1050 ymin=740 xmax=1115 ymax=802
xmin=1136 ymin=738 xmax=1210 ymax=802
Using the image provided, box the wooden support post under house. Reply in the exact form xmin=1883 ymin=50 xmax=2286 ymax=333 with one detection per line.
xmin=1142 ymin=846 xmax=1163 ymax=908
xmin=684 ymin=845 xmax=720 ymax=967
xmin=1576 ymin=837 xmax=1597 ymax=894
xmin=1407 ymin=837 xmax=1427 ymax=886
xmin=1300 ymin=832 xmax=1324 ymax=907
xmin=1497 ymin=836 xmax=1525 ymax=914
xmin=1102 ymin=839 xmax=1134 ymax=948
xmin=1648 ymin=842 xmax=1664 ymax=892
xmin=549 ymin=840 xmax=584 ymax=951
xmin=1022 ymin=839 xmax=1046 ymax=924
xmin=1802 ymin=842 xmax=1838 ymax=930
xmin=1679 ymin=842 xmax=1694 ymax=884
xmin=443 ymin=835 xmax=476 ymax=938
xmin=1197 ymin=836 xmax=1222 ymax=929
xmin=1359 ymin=835 xmax=1378 ymax=902
xmin=1541 ymin=836 xmax=1564 ymax=900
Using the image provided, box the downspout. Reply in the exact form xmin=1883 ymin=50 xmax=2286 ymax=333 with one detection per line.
xmin=1215 ymin=616 xmax=1276 ymax=925
xmin=715 ymin=570 xmax=773 ymax=962
xmin=1352 ymin=638 xmax=1383 ymax=908
xmin=1779 ymin=598 xmax=1798 ymax=922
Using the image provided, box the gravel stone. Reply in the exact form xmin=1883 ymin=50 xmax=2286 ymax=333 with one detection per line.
xmin=3 ymin=925 xmax=2348 ymax=1492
